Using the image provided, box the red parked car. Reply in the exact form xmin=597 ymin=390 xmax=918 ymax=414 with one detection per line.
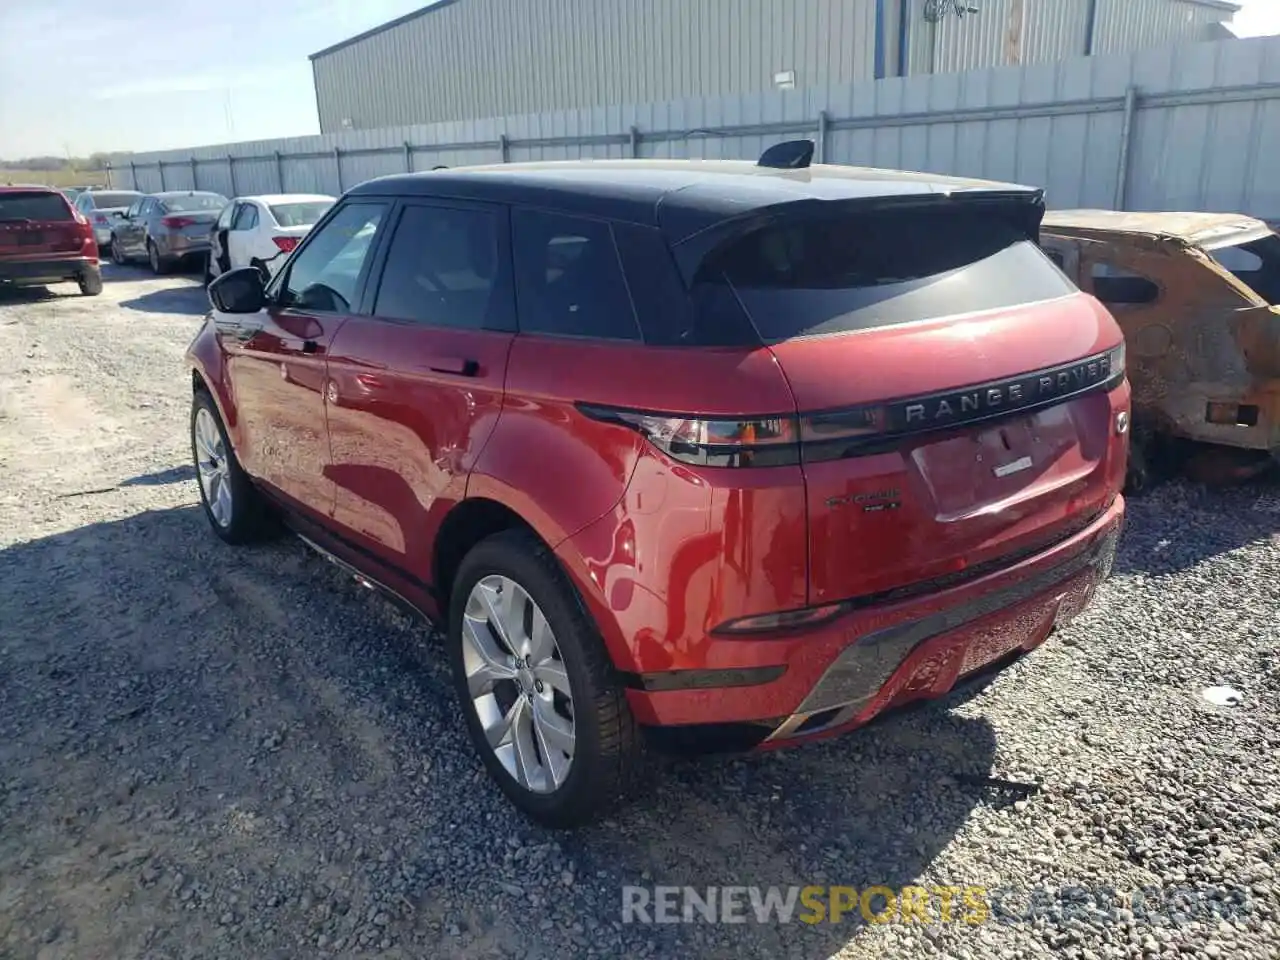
xmin=0 ymin=186 xmax=102 ymax=295
xmin=188 ymin=145 xmax=1129 ymax=826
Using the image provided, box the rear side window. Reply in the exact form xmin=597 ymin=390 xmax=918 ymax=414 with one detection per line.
xmin=373 ymin=203 xmax=512 ymax=331
xmin=1090 ymin=263 xmax=1159 ymax=305
xmin=1209 ymin=234 xmax=1280 ymax=304
xmin=0 ymin=191 xmax=72 ymax=222
xmin=709 ymin=206 xmax=1074 ymax=343
xmin=513 ymin=209 xmax=640 ymax=341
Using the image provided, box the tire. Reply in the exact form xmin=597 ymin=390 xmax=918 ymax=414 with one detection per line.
xmin=78 ymin=268 xmax=103 ymax=297
xmin=190 ymin=389 xmax=275 ymax=545
xmin=250 ymin=258 xmax=270 ymax=284
xmin=448 ymin=529 xmax=645 ymax=828
xmin=203 ymin=253 xmax=214 ymax=287
xmin=148 ymin=240 xmax=170 ymax=275
xmin=111 ymin=237 xmax=127 ymax=266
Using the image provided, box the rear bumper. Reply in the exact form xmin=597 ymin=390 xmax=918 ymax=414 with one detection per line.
xmin=0 ymin=257 xmax=99 ymax=284
xmin=627 ymin=496 xmax=1124 ymax=746
xmin=157 ymin=234 xmax=210 ymax=258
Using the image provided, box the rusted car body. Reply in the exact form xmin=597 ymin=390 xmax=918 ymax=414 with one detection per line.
xmin=1041 ymin=211 xmax=1280 ymax=480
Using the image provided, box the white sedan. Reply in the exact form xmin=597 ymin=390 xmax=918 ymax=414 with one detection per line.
xmin=205 ymin=193 xmax=335 ymax=283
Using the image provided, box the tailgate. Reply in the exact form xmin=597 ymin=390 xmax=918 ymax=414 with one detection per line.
xmin=704 ymin=196 xmax=1128 ymax=604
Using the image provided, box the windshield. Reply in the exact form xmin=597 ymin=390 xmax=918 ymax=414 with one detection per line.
xmin=0 ymin=192 xmax=72 ymax=222
xmin=84 ymin=192 xmax=140 ymax=209
xmin=711 ymin=205 xmax=1074 ymax=343
xmin=1208 ymin=233 xmax=1280 ymax=304
xmin=270 ymin=201 xmax=333 ymax=227
xmin=160 ymin=193 xmax=228 ymax=213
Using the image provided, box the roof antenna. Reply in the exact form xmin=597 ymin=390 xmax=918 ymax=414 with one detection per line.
xmin=758 ymin=139 xmax=815 ymax=170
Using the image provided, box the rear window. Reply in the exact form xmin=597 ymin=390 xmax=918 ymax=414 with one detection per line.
xmin=83 ymin=192 xmax=140 ymax=209
xmin=0 ymin=191 xmax=72 ymax=222
xmin=709 ymin=206 xmax=1074 ymax=343
xmin=160 ymin=194 xmax=227 ymax=213
xmin=1209 ymin=233 xmax=1280 ymax=304
xmin=270 ymin=201 xmax=333 ymax=228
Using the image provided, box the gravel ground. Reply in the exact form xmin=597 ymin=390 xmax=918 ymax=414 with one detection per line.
xmin=0 ymin=266 xmax=1277 ymax=960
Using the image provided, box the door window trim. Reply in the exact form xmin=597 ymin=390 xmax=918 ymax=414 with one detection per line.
xmin=268 ymin=199 xmax=393 ymax=316
xmin=362 ymin=197 xmax=517 ymax=331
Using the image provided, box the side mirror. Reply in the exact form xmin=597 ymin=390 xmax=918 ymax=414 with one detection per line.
xmin=209 ymin=266 xmax=266 ymax=314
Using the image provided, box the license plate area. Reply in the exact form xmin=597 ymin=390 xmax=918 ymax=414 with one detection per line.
xmin=911 ymin=405 xmax=1081 ymax=520
xmin=18 ymin=232 xmax=43 ymax=246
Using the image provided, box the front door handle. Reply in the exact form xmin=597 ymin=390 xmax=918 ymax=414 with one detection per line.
xmin=301 ymin=339 xmax=319 ymax=355
xmin=235 ymin=321 xmax=264 ymax=342
xmin=428 ymin=357 xmax=480 ymax=377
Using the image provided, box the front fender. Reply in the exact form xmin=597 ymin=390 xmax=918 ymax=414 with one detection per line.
xmin=186 ymin=315 xmax=242 ymax=452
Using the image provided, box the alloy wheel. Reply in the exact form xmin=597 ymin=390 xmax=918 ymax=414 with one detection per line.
xmin=462 ymin=575 xmax=575 ymax=794
xmin=194 ymin=407 xmax=232 ymax=528
xmin=112 ymin=239 xmax=124 ymax=265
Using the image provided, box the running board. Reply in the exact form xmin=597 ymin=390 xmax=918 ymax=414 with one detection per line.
xmin=293 ymin=531 xmax=437 ymax=628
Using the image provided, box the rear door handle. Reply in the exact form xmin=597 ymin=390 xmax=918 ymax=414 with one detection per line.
xmin=428 ymin=357 xmax=480 ymax=377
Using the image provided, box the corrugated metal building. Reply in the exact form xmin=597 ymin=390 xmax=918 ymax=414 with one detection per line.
xmin=312 ymin=0 xmax=1239 ymax=135
xmin=311 ymin=0 xmax=1237 ymax=133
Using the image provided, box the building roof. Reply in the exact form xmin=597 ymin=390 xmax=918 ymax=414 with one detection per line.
xmin=1043 ymin=209 xmax=1269 ymax=247
xmin=349 ymin=159 xmax=1037 ymax=241
xmin=310 ymin=0 xmax=463 ymax=60
xmin=310 ymin=0 xmax=1240 ymax=62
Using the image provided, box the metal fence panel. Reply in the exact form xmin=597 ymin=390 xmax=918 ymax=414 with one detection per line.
xmin=111 ymin=35 xmax=1280 ymax=220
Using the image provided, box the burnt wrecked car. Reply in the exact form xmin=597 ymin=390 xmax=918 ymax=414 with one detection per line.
xmin=1041 ymin=211 xmax=1280 ymax=487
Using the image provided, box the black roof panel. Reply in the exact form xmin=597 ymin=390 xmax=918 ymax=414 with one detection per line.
xmin=347 ymin=159 xmax=1038 ymax=241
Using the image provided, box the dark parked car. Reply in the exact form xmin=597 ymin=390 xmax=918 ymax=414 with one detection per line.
xmin=0 ymin=185 xmax=102 ymax=295
xmin=73 ymin=189 xmax=142 ymax=252
xmin=110 ymin=190 xmax=227 ymax=274
xmin=188 ymin=147 xmax=1129 ymax=826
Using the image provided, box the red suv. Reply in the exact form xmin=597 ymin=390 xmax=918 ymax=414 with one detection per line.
xmin=189 ymin=146 xmax=1129 ymax=826
xmin=0 ymin=186 xmax=102 ymax=296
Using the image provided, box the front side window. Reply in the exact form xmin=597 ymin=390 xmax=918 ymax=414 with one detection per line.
xmin=216 ymin=204 xmax=235 ymax=230
xmin=373 ymin=204 xmax=510 ymax=330
xmin=512 ymin=209 xmax=640 ymax=341
xmin=281 ymin=202 xmax=386 ymax=313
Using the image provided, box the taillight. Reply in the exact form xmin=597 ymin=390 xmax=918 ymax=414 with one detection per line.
xmin=162 ymin=215 xmax=195 ymax=228
xmin=577 ymin=404 xmax=800 ymax=467
xmin=93 ymin=214 xmax=109 ymax=225
xmin=272 ymin=236 xmax=299 ymax=253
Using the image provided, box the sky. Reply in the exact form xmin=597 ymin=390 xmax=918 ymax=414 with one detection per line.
xmin=2 ymin=0 xmax=1279 ymax=160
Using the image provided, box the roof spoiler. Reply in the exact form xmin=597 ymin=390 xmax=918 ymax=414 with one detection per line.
xmin=669 ymin=190 xmax=1046 ymax=287
xmin=757 ymin=140 xmax=815 ymax=170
